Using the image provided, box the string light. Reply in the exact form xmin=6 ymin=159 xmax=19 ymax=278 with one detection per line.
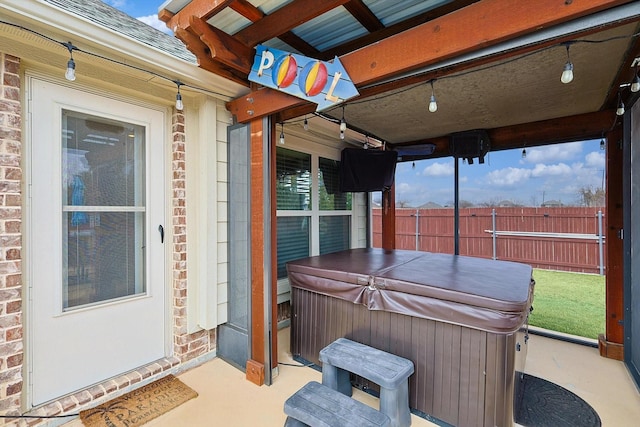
xmin=175 ymin=81 xmax=184 ymax=111
xmin=616 ymin=91 xmax=625 ymax=116
xmin=339 ymin=106 xmax=346 ymax=139
xmin=303 ymin=115 xmax=309 ymax=131
xmin=3 ymin=19 xmax=640 ymax=138
xmin=560 ymin=42 xmax=574 ymax=84
xmin=279 ymin=123 xmax=285 ymax=145
xmin=600 ymin=138 xmax=606 ymax=150
xmin=63 ymin=41 xmax=77 ymax=81
xmin=428 ymin=80 xmax=438 ymax=113
xmin=631 ymin=64 xmax=640 ymax=93
xmin=522 ymin=148 xmax=527 ymax=158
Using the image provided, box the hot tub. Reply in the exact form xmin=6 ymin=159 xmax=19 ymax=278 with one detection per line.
xmin=287 ymin=248 xmax=534 ymax=427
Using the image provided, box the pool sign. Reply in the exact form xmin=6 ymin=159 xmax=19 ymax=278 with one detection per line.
xmin=249 ymin=45 xmax=359 ymax=111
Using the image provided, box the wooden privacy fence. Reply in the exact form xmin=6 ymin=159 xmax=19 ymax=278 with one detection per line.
xmin=372 ymin=207 xmax=606 ymax=274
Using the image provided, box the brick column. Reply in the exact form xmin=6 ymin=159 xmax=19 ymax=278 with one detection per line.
xmin=0 ymin=53 xmax=23 ymax=418
xmin=171 ymin=109 xmax=215 ymax=362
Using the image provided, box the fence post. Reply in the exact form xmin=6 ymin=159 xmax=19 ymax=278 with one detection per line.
xmin=492 ymin=209 xmax=497 ymax=260
xmin=415 ymin=209 xmax=419 ymax=251
xmin=598 ymin=210 xmax=604 ymax=275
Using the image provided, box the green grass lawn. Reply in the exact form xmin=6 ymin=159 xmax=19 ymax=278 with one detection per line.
xmin=528 ymin=268 xmax=605 ymax=339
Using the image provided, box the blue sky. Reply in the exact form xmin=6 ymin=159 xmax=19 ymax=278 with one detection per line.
xmin=104 ymin=0 xmax=171 ymax=33
xmin=105 ymin=1 xmax=607 ymax=208
xmin=394 ymin=139 xmax=606 ymax=207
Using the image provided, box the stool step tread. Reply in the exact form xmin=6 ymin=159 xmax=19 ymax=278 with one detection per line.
xmin=284 ymin=381 xmax=391 ymax=427
xmin=319 ymin=338 xmax=414 ymax=388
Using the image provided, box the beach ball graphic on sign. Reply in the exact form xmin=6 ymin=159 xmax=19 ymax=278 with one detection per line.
xmin=299 ymin=61 xmax=328 ymax=97
xmin=272 ymin=54 xmax=298 ymax=88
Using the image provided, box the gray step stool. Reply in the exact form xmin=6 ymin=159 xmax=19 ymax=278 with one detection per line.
xmin=319 ymin=338 xmax=414 ymax=427
xmin=284 ymin=380 xmax=390 ymax=427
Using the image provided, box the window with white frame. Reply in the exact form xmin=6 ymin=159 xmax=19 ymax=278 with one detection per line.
xmin=276 ymin=146 xmax=353 ymax=281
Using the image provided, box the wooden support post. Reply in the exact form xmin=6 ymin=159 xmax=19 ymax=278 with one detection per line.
xmin=381 ymin=186 xmax=396 ymax=250
xmin=599 ymin=125 xmax=624 ymax=360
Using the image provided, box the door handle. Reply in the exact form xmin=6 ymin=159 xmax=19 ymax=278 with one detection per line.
xmin=158 ymin=224 xmax=164 ymax=243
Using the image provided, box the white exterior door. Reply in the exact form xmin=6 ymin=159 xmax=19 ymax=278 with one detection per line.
xmin=28 ymin=77 xmax=166 ymax=406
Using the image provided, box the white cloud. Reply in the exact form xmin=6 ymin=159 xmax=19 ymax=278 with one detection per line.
xmin=422 ymin=161 xmax=454 ymax=177
xmin=524 ymin=142 xmax=583 ymax=163
xmin=585 ymin=151 xmax=605 ymax=168
xmin=530 ymin=163 xmax=573 ymax=177
xmin=137 ymin=15 xmax=173 ymax=34
xmin=104 ymin=0 xmax=127 ymax=8
xmin=485 ymin=167 xmax=531 ymax=186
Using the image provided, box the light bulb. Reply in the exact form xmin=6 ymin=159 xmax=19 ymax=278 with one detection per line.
xmin=616 ymin=101 xmax=625 ymax=116
xmin=340 ymin=130 xmax=345 ymax=140
xmin=279 ymin=131 xmax=285 ymax=145
xmin=65 ymin=58 xmax=76 ymax=81
xmin=428 ymin=94 xmax=438 ymax=113
xmin=632 ymin=75 xmax=640 ymax=93
xmin=600 ymin=139 xmax=605 ymax=150
xmin=303 ymin=117 xmax=309 ymax=131
xmin=175 ymin=92 xmax=184 ymax=111
xmin=561 ymin=61 xmax=573 ymax=84
xmin=522 ymin=148 xmax=527 ymax=159
xmin=339 ymin=119 xmax=347 ymax=132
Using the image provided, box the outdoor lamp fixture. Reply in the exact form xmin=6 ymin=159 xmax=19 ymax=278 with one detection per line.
xmin=428 ymin=80 xmax=438 ymax=113
xmin=560 ymin=43 xmax=574 ymax=84
xmin=339 ymin=106 xmax=347 ymax=140
xmin=616 ymin=92 xmax=625 ymax=116
xmin=631 ymin=64 xmax=640 ymax=93
xmin=175 ymin=81 xmax=184 ymax=111
xmin=632 ymin=74 xmax=640 ymax=93
xmin=63 ymin=41 xmax=77 ymax=81
xmin=279 ymin=123 xmax=285 ymax=145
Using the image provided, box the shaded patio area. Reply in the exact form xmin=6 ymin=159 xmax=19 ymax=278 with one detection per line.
xmin=63 ymin=327 xmax=640 ymax=427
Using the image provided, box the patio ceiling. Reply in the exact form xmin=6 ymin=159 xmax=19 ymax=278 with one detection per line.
xmin=158 ymin=0 xmax=640 ymax=159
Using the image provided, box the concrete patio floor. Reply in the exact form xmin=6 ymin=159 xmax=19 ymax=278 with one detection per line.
xmin=64 ymin=327 xmax=640 ymax=426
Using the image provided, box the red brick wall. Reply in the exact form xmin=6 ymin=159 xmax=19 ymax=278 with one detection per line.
xmin=0 ymin=53 xmax=23 ymax=418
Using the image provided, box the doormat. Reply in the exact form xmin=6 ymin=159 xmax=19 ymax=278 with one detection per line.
xmin=515 ymin=373 xmax=601 ymax=427
xmin=79 ymin=374 xmax=198 ymax=427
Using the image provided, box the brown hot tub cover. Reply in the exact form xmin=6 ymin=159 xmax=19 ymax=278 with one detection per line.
xmin=287 ymin=248 xmax=534 ymax=334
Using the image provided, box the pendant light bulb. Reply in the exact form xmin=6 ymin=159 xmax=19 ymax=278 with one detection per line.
xmin=560 ymin=61 xmax=574 ymax=84
xmin=560 ymin=44 xmax=574 ymax=84
xmin=174 ymin=81 xmax=184 ymax=111
xmin=339 ymin=106 xmax=347 ymax=132
xmin=631 ymin=74 xmax=640 ymax=93
xmin=428 ymin=80 xmax=438 ymax=113
xmin=522 ymin=148 xmax=527 ymax=159
xmin=600 ymin=138 xmax=606 ymax=150
xmin=65 ymin=58 xmax=76 ymax=81
xmin=279 ymin=123 xmax=285 ymax=145
xmin=303 ymin=116 xmax=309 ymax=131
xmin=428 ymin=94 xmax=438 ymax=113
xmin=616 ymin=101 xmax=625 ymax=116
xmin=64 ymin=42 xmax=77 ymax=81
xmin=340 ymin=130 xmax=345 ymax=140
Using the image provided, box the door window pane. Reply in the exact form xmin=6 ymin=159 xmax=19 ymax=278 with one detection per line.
xmin=319 ymin=215 xmax=350 ymax=255
xmin=277 ymin=147 xmax=311 ymax=210
xmin=319 ymin=156 xmax=351 ymax=210
xmin=62 ymin=110 xmax=146 ymax=309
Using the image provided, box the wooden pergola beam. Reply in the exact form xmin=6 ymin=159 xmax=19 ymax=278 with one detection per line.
xmin=392 ymin=110 xmax=618 ymax=160
xmin=234 ymin=0 xmax=350 ymax=47
xmin=188 ymin=16 xmax=253 ymax=75
xmin=228 ymin=0 xmax=632 ymax=123
xmin=173 ymin=28 xmax=248 ymax=86
xmin=159 ymin=0 xmax=233 ymax=32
